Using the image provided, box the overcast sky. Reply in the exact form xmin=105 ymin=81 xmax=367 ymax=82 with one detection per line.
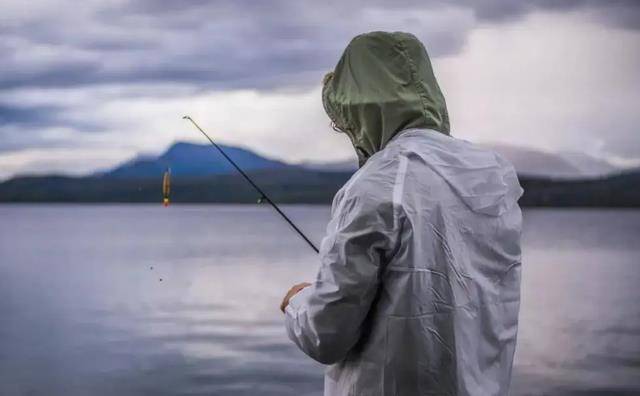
xmin=1 ymin=0 xmax=639 ymax=179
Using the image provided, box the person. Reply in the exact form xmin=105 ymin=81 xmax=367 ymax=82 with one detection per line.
xmin=280 ymin=31 xmax=523 ymax=396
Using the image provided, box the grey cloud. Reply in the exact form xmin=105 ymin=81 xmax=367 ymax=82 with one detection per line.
xmin=2 ymin=62 xmax=100 ymax=90
xmin=0 ymin=0 xmax=638 ymax=169
xmin=0 ymin=103 xmax=103 ymax=134
xmin=0 ymin=104 xmax=61 ymax=127
xmin=113 ymin=0 xmax=640 ymax=30
xmin=4 ymin=0 xmax=636 ymax=93
xmin=459 ymin=0 xmax=640 ymax=27
xmin=0 ymin=131 xmax=71 ymax=153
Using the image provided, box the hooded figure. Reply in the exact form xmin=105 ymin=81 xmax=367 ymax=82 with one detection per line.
xmin=283 ymin=31 xmax=523 ymax=396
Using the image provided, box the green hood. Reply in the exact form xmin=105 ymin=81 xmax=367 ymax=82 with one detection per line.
xmin=322 ymin=31 xmax=450 ymax=166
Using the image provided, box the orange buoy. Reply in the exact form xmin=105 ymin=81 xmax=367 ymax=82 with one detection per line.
xmin=162 ymin=168 xmax=171 ymax=207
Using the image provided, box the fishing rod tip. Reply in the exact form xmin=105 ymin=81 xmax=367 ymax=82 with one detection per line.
xmin=182 ymin=115 xmax=190 ymax=120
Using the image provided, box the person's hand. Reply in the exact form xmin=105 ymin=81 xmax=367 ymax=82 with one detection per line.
xmin=280 ymin=282 xmax=311 ymax=313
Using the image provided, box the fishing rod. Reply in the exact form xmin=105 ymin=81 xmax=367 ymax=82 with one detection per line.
xmin=182 ymin=115 xmax=320 ymax=254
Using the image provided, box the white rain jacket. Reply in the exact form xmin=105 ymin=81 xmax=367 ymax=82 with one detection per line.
xmin=285 ymin=128 xmax=523 ymax=395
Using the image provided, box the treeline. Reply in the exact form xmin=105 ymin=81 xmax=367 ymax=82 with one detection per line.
xmin=518 ymin=170 xmax=640 ymax=207
xmin=0 ymin=169 xmax=638 ymax=207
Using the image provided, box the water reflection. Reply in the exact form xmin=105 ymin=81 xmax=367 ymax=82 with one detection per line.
xmin=0 ymin=205 xmax=638 ymax=395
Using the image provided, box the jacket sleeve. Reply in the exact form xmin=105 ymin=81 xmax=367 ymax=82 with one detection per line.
xmin=284 ymin=192 xmax=396 ymax=364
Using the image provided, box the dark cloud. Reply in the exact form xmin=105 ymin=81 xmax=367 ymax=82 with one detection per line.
xmin=0 ymin=103 xmax=103 ymax=134
xmin=0 ymin=0 xmax=638 ymax=171
xmin=466 ymin=0 xmax=640 ymax=29
xmin=1 ymin=0 xmax=637 ymax=92
xmin=0 ymin=104 xmax=62 ymax=127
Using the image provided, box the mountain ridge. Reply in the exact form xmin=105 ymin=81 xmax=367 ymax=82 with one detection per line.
xmin=1 ymin=140 xmax=637 ymax=206
xmin=105 ymin=141 xmax=289 ymax=179
xmin=4 ymin=140 xmax=626 ymax=181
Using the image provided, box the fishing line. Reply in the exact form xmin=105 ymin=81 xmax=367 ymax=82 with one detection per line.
xmin=182 ymin=115 xmax=320 ymax=254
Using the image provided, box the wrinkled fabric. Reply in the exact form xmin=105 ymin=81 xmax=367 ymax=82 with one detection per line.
xmin=285 ymin=129 xmax=524 ymax=396
xmin=322 ymin=31 xmax=449 ymax=166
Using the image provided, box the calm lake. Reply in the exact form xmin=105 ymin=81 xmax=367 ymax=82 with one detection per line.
xmin=1 ymin=205 xmax=639 ymax=395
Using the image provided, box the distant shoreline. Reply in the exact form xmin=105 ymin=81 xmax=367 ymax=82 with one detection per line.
xmin=1 ymin=169 xmax=638 ymax=207
xmin=2 ymin=203 xmax=640 ymax=212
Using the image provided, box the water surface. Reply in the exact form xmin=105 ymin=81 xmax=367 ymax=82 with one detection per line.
xmin=0 ymin=205 xmax=638 ymax=395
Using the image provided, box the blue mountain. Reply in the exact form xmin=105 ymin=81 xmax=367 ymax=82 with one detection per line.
xmin=105 ymin=142 xmax=289 ymax=178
